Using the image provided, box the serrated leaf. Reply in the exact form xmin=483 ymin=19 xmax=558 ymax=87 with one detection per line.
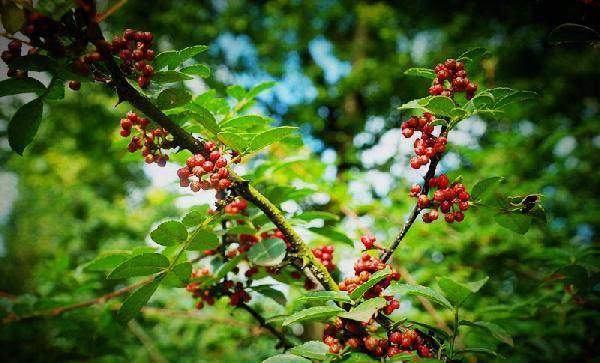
xmin=495 ymin=212 xmax=531 ymax=234
xmin=8 ymin=98 xmax=43 ymax=155
xmin=455 ymin=348 xmax=505 ymax=359
xmin=180 ymin=64 xmax=210 ymax=78
xmin=309 ymin=227 xmax=353 ymax=247
xmin=9 ymin=54 xmax=56 ymax=72
xmin=219 ymin=115 xmax=271 ymax=131
xmin=495 ymin=90 xmax=537 ymax=109
xmin=282 ymin=305 xmax=344 ymax=326
xmin=188 ymin=229 xmax=220 ymax=251
xmin=217 ymin=131 xmax=252 ymax=152
xmin=250 ymin=285 xmax=286 ymax=305
xmin=117 ymin=279 xmax=160 ymax=323
xmin=83 ymin=253 xmax=130 ymax=272
xmin=486 ymin=87 xmax=515 ymax=99
xmin=184 ymin=103 xmax=220 ymax=135
xmin=404 ymin=67 xmax=436 ymax=80
xmin=471 ymin=176 xmax=504 ymax=200
xmin=0 ymin=78 xmax=46 ymax=97
xmin=350 ymin=268 xmax=391 ymax=301
xmin=177 ymin=45 xmax=209 ymax=63
xmin=472 ymin=92 xmax=494 ymax=110
xmin=108 ymin=253 xmax=169 ymax=279
xmin=437 ymin=276 xmax=489 ymax=306
xmin=150 ymin=221 xmax=188 ymax=246
xmin=226 ymin=225 xmax=256 ymax=235
xmin=289 ymin=341 xmax=330 ymax=360
xmin=247 ymin=81 xmax=276 ymax=98
xmin=152 ymin=70 xmax=193 ymax=83
xmin=156 ymin=88 xmax=192 ymax=110
xmin=163 ymin=262 xmax=192 ymax=287
xmin=296 ymin=291 xmax=352 ymax=304
xmin=248 ymin=238 xmax=287 ymax=266
xmin=339 ymin=297 xmax=387 ymax=322
xmin=182 ymin=206 xmax=208 ymax=227
xmin=153 ymin=50 xmax=179 ymax=70
xmin=249 ymin=126 xmax=297 ymax=152
xmin=460 ymin=320 xmax=513 ymax=346
xmin=262 ymin=354 xmax=311 ymax=363
xmin=295 ymin=211 xmax=339 ymax=221
xmin=389 ymin=283 xmax=453 ymax=310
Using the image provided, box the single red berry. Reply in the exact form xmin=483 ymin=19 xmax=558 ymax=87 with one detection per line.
xmin=418 ymin=195 xmax=430 ymax=209
xmin=454 ymin=211 xmax=464 ymax=222
xmin=444 ymin=213 xmax=455 ymax=223
xmin=68 ymin=80 xmax=81 ymax=91
xmin=458 ymin=201 xmax=470 ymax=211
xmin=410 ymin=157 xmax=420 ymax=169
xmin=202 ymin=160 xmax=214 ymax=172
xmin=177 ymin=167 xmax=190 ymax=179
xmin=410 ymin=184 xmax=421 ymax=195
xmin=120 ymin=128 xmax=131 ymax=137
xmin=402 ymin=128 xmax=414 ymax=138
xmin=138 ymin=75 xmax=150 ymax=88
xmin=360 ymin=235 xmax=376 ymax=249
xmin=144 ymin=49 xmax=155 ymax=60
xmin=143 ymin=64 xmax=154 ymax=76
xmin=459 ymin=191 xmax=470 ymax=201
xmin=218 ymin=179 xmax=232 ymax=189
xmin=437 ymin=174 xmax=449 ymax=189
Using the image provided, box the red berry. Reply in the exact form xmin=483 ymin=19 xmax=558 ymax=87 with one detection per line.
xmin=410 ymin=157 xmax=420 ymax=169
xmin=202 ymin=160 xmax=214 ymax=172
xmin=177 ymin=167 xmax=190 ymax=179
xmin=138 ymin=75 xmax=150 ymax=88
xmin=454 ymin=211 xmax=464 ymax=222
xmin=417 ymin=195 xmax=430 ymax=209
xmin=360 ymin=235 xmax=376 ymax=249
xmin=458 ymin=201 xmax=470 ymax=211
xmin=444 ymin=213 xmax=454 ymax=223
xmin=410 ymin=184 xmax=421 ymax=195
xmin=437 ymin=174 xmax=449 ymax=189
xmin=120 ymin=128 xmax=131 ymax=137
xmin=68 ymin=80 xmax=81 ymax=91
xmin=459 ymin=191 xmax=470 ymax=201
xmin=402 ymin=128 xmax=414 ymax=138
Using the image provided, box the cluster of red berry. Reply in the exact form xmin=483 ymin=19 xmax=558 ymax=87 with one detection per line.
xmin=401 ymin=112 xmax=448 ymax=170
xmin=187 ymin=277 xmax=251 ymax=309
xmin=323 ymin=319 xmax=435 ymax=358
xmin=1 ymin=40 xmax=32 ymax=78
xmin=411 ymin=174 xmax=470 ymax=223
xmin=428 ymin=58 xmax=477 ymax=100
xmin=339 ymin=252 xmax=400 ymax=301
xmin=311 ymin=245 xmax=335 ymax=272
xmin=109 ymin=29 xmax=156 ymax=88
xmin=20 ymin=11 xmax=70 ymax=58
xmin=177 ymin=143 xmax=233 ymax=193
xmin=224 ymin=199 xmax=248 ymax=215
xmin=119 ymin=111 xmax=173 ymax=166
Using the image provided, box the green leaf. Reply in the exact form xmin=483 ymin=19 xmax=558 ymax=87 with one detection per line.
xmin=217 ymin=131 xmax=252 ymax=152
xmin=339 ymin=297 xmax=387 ymax=322
xmin=350 ymin=268 xmax=391 ymax=301
xmin=45 ymin=76 xmax=65 ymax=100
xmin=188 ymin=229 xmax=220 ymax=251
xmin=338 ymin=353 xmax=379 ymax=363
xmin=0 ymin=78 xmax=46 ymax=97
xmin=177 ymin=45 xmax=209 ymax=64
xmin=486 ymin=87 xmax=515 ymax=99
xmin=389 ymin=283 xmax=453 ymax=310
xmin=180 ymin=64 xmax=211 ymax=78
xmin=153 ymin=50 xmax=180 ymax=70
xmin=404 ymin=67 xmax=436 ymax=80
xmin=455 ymin=348 xmax=505 ymax=359
xmin=289 ymin=341 xmax=330 ymax=360
xmin=282 ymin=305 xmax=344 ymax=326
xmin=457 ymin=47 xmax=489 ymax=62
xmin=470 ymin=176 xmax=504 ymax=200
xmin=83 ymin=253 xmax=130 ymax=272
xmin=249 ymin=126 xmax=298 ymax=152
xmin=429 ymin=119 xmax=448 ymax=127
xmin=156 ymin=88 xmax=192 ymax=110
xmin=163 ymin=262 xmax=192 ymax=287
xmin=8 ymin=98 xmax=43 ymax=155
xmin=309 ymin=227 xmax=354 ymax=247
xmin=150 ymin=221 xmax=188 ymax=246
xmin=108 ymin=253 xmax=169 ymax=279
xmin=213 ymin=253 xmax=246 ymax=281
xmin=296 ymin=291 xmax=352 ymax=304
xmin=548 ymin=23 xmax=600 ymax=45
xmin=472 ymin=92 xmax=494 ymax=110
xmin=495 ymin=212 xmax=531 ymax=234
xmin=262 ymin=354 xmax=311 ymax=363
xmin=495 ymin=90 xmax=537 ymax=109
xmin=226 ymin=225 xmax=257 ymax=235
xmin=220 ymin=115 xmax=271 ymax=131
xmin=437 ymin=276 xmax=489 ymax=306
xmin=247 ymin=81 xmax=276 ymax=98
xmin=184 ymin=104 xmax=220 ymax=135
xmin=182 ymin=206 xmax=209 ymax=227
xmin=460 ymin=320 xmax=513 ymax=346
xmin=227 ymin=85 xmax=247 ymax=100
xmin=247 ymin=238 xmax=287 ymax=267
xmin=250 ymin=285 xmax=286 ymax=305
xmin=9 ymin=54 xmax=56 ymax=72
xmin=295 ymin=211 xmax=339 ymax=222
xmin=117 ymin=279 xmax=161 ymax=323
xmin=152 ymin=70 xmax=193 ymax=83
xmin=426 ymin=96 xmax=455 ymax=117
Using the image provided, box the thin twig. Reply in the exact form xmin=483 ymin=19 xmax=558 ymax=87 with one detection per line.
xmin=239 ymin=302 xmax=293 ymax=349
xmin=96 ymin=0 xmax=130 ymax=23
xmin=128 ymin=319 xmax=171 ymax=363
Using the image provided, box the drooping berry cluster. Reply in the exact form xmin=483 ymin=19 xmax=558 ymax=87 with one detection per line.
xmin=311 ymin=245 xmax=335 ymax=272
xmin=339 ymin=252 xmax=400 ymax=301
xmin=1 ymin=40 xmax=32 ymax=78
xmin=401 ymin=112 xmax=448 ymax=170
xmin=187 ymin=276 xmax=251 ymax=309
xmin=109 ymin=29 xmax=155 ymax=88
xmin=224 ymin=199 xmax=248 ymax=215
xmin=428 ymin=58 xmax=477 ymax=100
xmin=386 ymin=328 xmax=435 ymax=358
xmin=119 ymin=111 xmax=174 ymax=166
xmin=410 ymin=173 xmax=470 ymax=223
xmin=177 ymin=143 xmax=233 ymax=193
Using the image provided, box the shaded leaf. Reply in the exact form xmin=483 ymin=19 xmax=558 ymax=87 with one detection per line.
xmin=152 ymin=70 xmax=193 ymax=83
xmin=247 ymin=81 xmax=276 ymax=98
xmin=249 ymin=126 xmax=298 ymax=152
xmin=163 ymin=262 xmax=192 ymax=287
xmin=495 ymin=90 xmax=537 ymax=109
xmin=156 ymin=88 xmax=192 ymax=110
xmin=117 ymin=279 xmax=160 ymax=323
xmin=227 ymin=85 xmax=246 ymax=100
xmin=548 ymin=23 xmax=600 ymax=45
xmin=184 ymin=103 xmax=220 ymax=135
xmin=262 ymin=354 xmax=311 ymax=363
xmin=471 ymin=176 xmax=504 ymax=200
xmin=495 ymin=212 xmax=531 ymax=234
xmin=180 ymin=64 xmax=210 ymax=78
xmin=350 ymin=268 xmax=391 ymax=301
xmin=455 ymin=348 xmax=505 ymax=359
xmin=426 ymin=96 xmax=455 ymax=117
xmin=460 ymin=320 xmax=513 ymax=346
xmin=250 ymin=285 xmax=286 ymax=305
xmin=84 ymin=253 xmax=130 ymax=272
xmin=309 ymin=227 xmax=353 ymax=247
xmin=0 ymin=78 xmax=46 ymax=97
xmin=189 ymin=229 xmax=220 ymax=251
xmin=217 ymin=131 xmax=252 ymax=152
xmin=295 ymin=211 xmax=339 ymax=222
xmin=404 ymin=68 xmax=436 ymax=80
xmin=9 ymin=54 xmax=56 ymax=72
xmin=389 ymin=283 xmax=453 ymax=310
xmin=289 ymin=341 xmax=330 ymax=360
xmin=296 ymin=291 xmax=352 ymax=304
xmin=437 ymin=276 xmax=489 ymax=306
xmin=8 ymin=98 xmax=43 ymax=155
xmin=220 ymin=115 xmax=271 ymax=131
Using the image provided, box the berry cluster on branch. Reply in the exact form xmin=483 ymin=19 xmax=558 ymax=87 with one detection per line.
xmin=109 ymin=29 xmax=155 ymax=88
xmin=411 ymin=173 xmax=470 ymax=223
xmin=119 ymin=111 xmax=174 ymax=166
xmin=1 ymin=40 xmax=34 ymax=79
xmin=311 ymin=245 xmax=336 ymax=272
xmin=428 ymin=58 xmax=477 ymax=99
xmin=402 ymin=112 xmax=448 ymax=170
xmin=177 ymin=143 xmax=235 ymax=194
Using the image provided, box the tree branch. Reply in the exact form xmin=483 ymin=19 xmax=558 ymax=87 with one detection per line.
xmin=380 ymin=128 xmax=447 ymax=263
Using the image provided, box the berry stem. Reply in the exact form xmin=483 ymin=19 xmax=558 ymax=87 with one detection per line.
xmin=239 ymin=302 xmax=293 ymax=349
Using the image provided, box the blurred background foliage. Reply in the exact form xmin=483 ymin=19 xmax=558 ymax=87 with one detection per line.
xmin=0 ymin=0 xmax=599 ymax=362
